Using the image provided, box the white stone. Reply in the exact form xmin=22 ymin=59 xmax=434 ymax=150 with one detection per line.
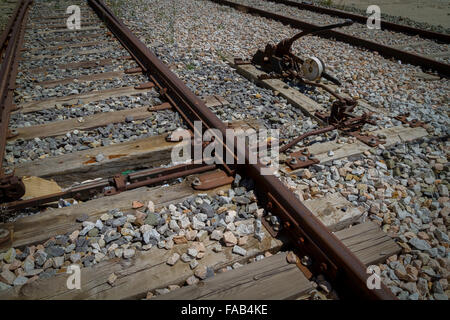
xmin=210 ymin=229 xmax=223 ymax=241
xmin=167 ymin=253 xmax=180 ymax=266
xmin=232 ymin=245 xmax=247 ymax=256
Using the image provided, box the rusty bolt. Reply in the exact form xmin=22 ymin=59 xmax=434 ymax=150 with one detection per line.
xmin=284 ymin=221 xmax=291 ymax=228
xmin=192 ymin=177 xmax=202 ymax=186
xmin=298 ymin=237 xmax=305 ymax=244
xmin=301 ymin=256 xmax=312 ymax=266
xmin=8 ymin=129 xmax=18 ymax=138
xmin=320 ymin=262 xmax=328 ymax=272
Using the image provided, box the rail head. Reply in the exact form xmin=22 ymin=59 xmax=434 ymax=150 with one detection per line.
xmin=0 ymin=0 xmax=32 ymax=203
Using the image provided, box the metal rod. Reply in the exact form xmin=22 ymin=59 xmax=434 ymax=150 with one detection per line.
xmin=4 ymin=163 xmax=216 ymax=211
xmin=280 ymin=124 xmax=335 ymax=153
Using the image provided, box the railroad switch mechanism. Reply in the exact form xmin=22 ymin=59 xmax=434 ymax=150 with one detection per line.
xmin=251 ymin=20 xmax=354 ymax=86
xmin=286 ymin=148 xmax=319 ymax=170
xmin=191 ymin=170 xmax=234 ymax=190
xmin=249 ymin=19 xmax=386 ymax=154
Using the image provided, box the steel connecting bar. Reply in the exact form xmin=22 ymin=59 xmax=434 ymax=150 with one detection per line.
xmin=4 ymin=163 xmax=216 ymax=211
xmin=210 ymin=0 xmax=450 ymax=77
xmin=87 ymin=0 xmax=395 ymax=299
xmin=280 ymin=124 xmax=335 ymax=153
xmin=269 ymin=0 xmax=450 ymax=43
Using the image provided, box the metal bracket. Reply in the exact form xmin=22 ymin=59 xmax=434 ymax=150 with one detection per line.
xmin=0 ymin=173 xmax=25 ymax=203
xmin=315 ymin=111 xmax=333 ymax=123
xmin=191 ymin=170 xmax=234 ymax=190
xmin=346 ymin=130 xmax=385 ymax=147
xmin=134 ymin=81 xmax=155 ymax=90
xmin=148 ymin=102 xmax=172 ymax=112
xmin=261 ymin=216 xmax=279 ymax=238
xmin=395 ymin=114 xmax=426 ymax=128
xmin=124 ymin=67 xmax=143 ymax=74
xmin=7 ymin=128 xmax=18 ymax=139
xmin=286 ymin=149 xmax=319 ymax=170
xmin=104 ymin=174 xmax=126 ymax=196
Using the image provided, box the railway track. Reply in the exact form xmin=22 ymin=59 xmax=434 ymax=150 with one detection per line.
xmin=0 ymin=0 xmax=447 ymax=301
xmin=209 ymin=0 xmax=450 ymax=76
xmin=268 ymin=0 xmax=450 ymax=43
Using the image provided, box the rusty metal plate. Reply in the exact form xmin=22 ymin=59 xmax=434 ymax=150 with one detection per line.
xmin=314 ymin=111 xmax=329 ymax=122
xmin=7 ymin=129 xmax=18 ymax=139
xmin=261 ymin=217 xmax=279 ymax=238
xmin=148 ymin=102 xmax=172 ymax=112
xmin=191 ymin=170 xmax=234 ymax=190
xmin=346 ymin=131 xmax=385 ymax=147
xmin=286 ymin=149 xmax=319 ymax=170
xmin=134 ymin=81 xmax=155 ymax=90
xmin=395 ymin=115 xmax=426 ymax=128
xmin=125 ymin=67 xmax=143 ymax=74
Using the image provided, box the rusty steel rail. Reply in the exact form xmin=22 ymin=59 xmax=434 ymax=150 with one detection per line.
xmin=0 ymin=0 xmax=32 ymax=202
xmin=210 ymin=0 xmax=450 ymax=77
xmin=269 ymin=0 xmax=450 ymax=43
xmin=86 ymin=0 xmax=395 ymax=299
xmin=88 ymin=0 xmax=238 ymax=175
